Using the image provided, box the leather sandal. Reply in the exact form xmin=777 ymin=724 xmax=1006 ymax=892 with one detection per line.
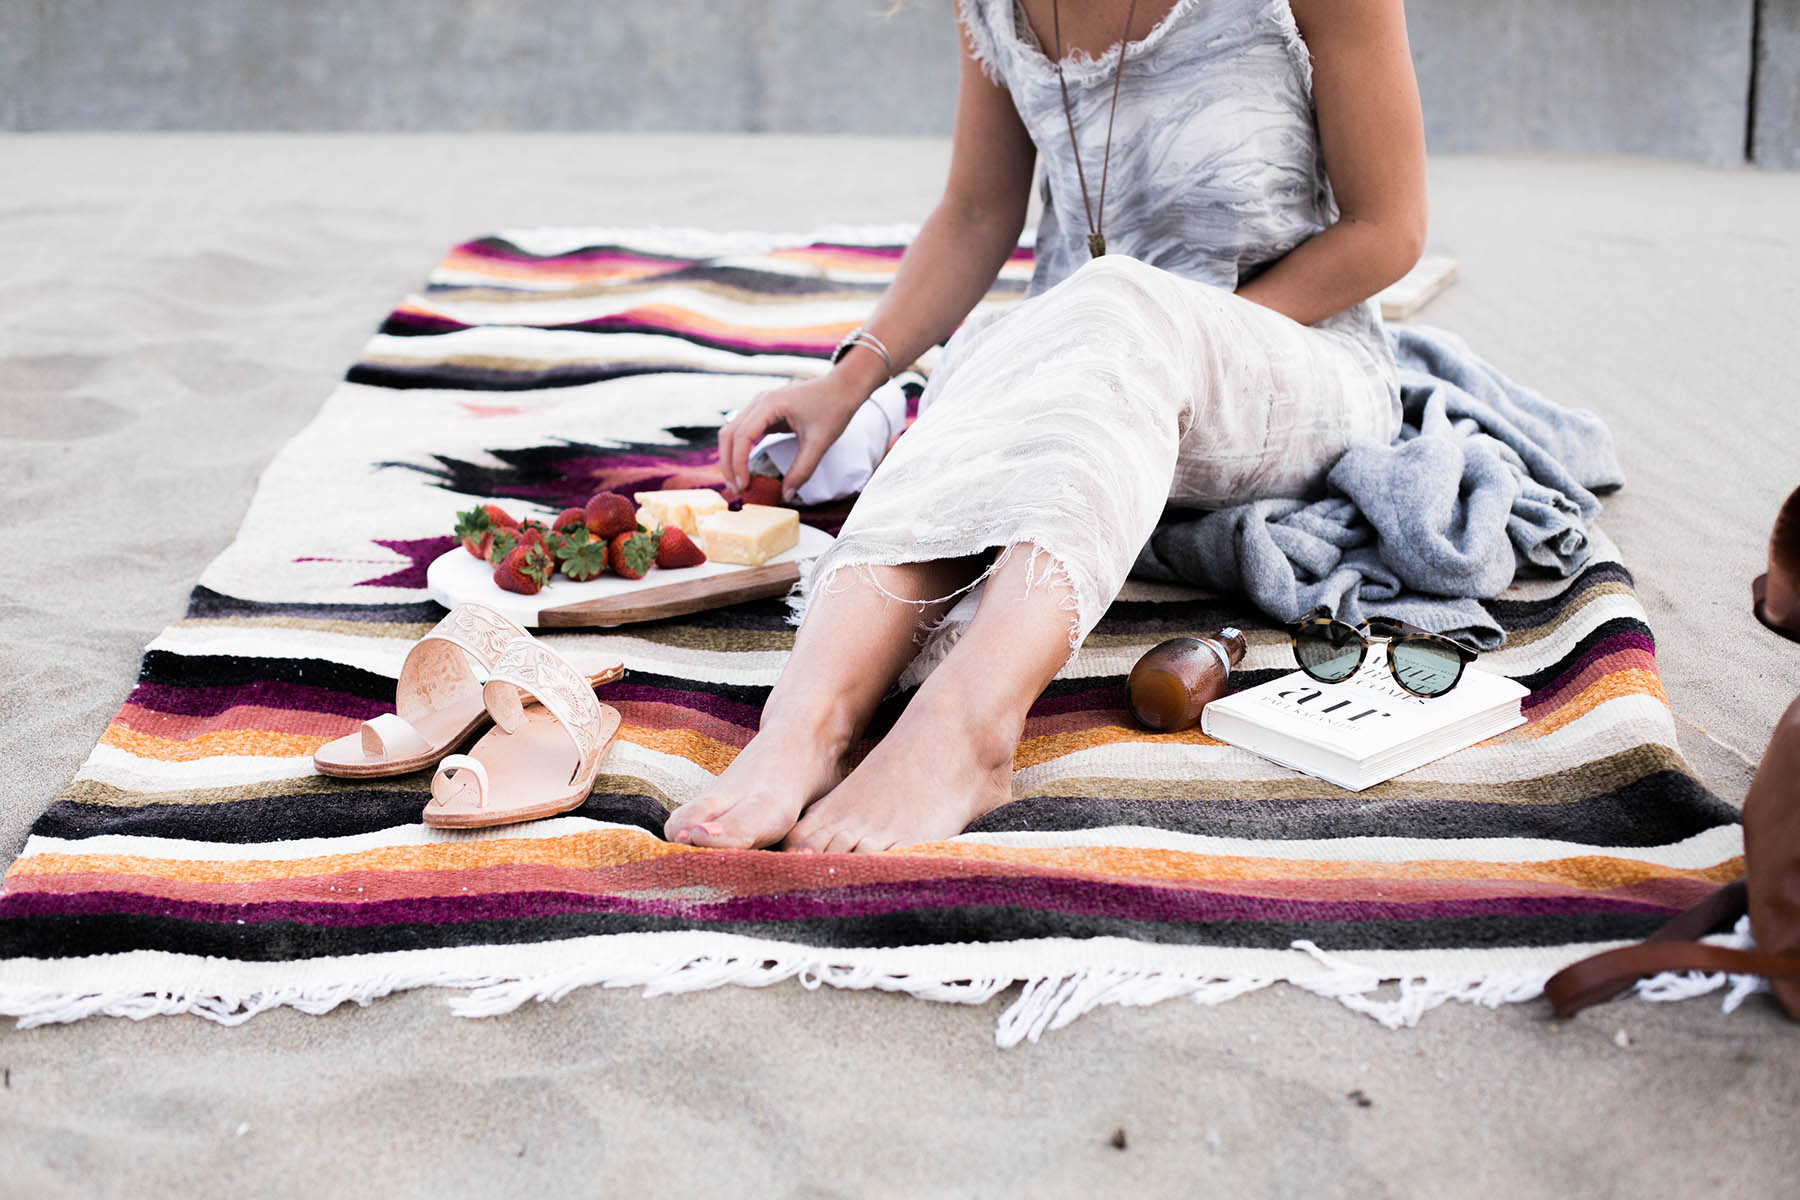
xmin=1753 ymin=484 xmax=1800 ymax=644
xmin=422 ymin=635 xmax=623 ymax=829
xmin=312 ymin=603 xmax=623 ymax=778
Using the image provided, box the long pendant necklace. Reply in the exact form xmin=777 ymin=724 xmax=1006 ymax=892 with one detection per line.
xmin=1051 ymin=0 xmax=1139 ymax=259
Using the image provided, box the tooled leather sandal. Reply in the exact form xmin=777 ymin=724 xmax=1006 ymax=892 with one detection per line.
xmin=422 ymin=634 xmax=623 ymax=829
xmin=313 ymin=603 xmax=622 ymax=778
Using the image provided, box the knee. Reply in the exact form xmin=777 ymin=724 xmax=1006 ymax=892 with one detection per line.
xmin=1064 ymin=252 xmax=1165 ymax=293
xmin=1052 ymin=253 xmax=1229 ymax=333
xmin=1036 ymin=255 xmax=1183 ymax=348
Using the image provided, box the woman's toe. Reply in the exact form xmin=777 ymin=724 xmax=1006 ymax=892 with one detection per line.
xmin=665 ymin=798 xmax=729 ymax=844
xmin=782 ymin=814 xmax=829 ymax=853
xmin=823 ymin=828 xmax=862 ymax=855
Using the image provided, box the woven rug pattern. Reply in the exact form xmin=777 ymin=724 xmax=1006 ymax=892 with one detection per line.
xmin=0 ymin=227 xmax=1744 ymax=1042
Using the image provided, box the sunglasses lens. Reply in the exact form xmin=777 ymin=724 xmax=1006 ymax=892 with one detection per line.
xmin=1295 ymin=624 xmax=1361 ymax=681
xmin=1391 ymin=640 xmax=1463 ymax=695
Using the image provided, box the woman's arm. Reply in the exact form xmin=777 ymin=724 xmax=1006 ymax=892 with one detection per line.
xmin=718 ymin=15 xmax=1036 ymax=497
xmin=1234 ymin=0 xmax=1426 ymax=326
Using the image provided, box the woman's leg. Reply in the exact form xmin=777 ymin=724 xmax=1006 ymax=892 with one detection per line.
xmin=783 ymin=542 xmax=1076 ymax=853
xmin=664 ymin=554 xmax=985 ymax=848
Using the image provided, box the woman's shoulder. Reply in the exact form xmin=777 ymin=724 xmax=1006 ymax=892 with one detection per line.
xmin=955 ymin=0 xmax=1016 ymax=86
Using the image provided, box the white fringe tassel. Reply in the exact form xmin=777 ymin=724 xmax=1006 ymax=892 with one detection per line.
xmin=2 ymin=920 xmax=1769 ymax=1044
xmin=1629 ymin=915 xmax=1769 ymax=1013
xmin=0 ymin=967 xmax=510 ymax=1030
xmin=1289 ymin=941 xmax=1554 ymax=1031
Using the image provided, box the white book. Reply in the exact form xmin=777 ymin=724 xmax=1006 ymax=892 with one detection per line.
xmin=1199 ymin=646 xmax=1528 ymax=792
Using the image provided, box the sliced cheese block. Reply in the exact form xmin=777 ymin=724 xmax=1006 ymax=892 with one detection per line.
xmin=697 ymin=504 xmax=800 ymax=566
xmin=635 ymin=488 xmax=728 ymax=535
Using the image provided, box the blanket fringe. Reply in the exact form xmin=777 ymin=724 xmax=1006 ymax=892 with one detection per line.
xmin=0 ymin=966 xmax=510 ymax=1030
xmin=2 ymin=921 xmax=1768 ymax=1041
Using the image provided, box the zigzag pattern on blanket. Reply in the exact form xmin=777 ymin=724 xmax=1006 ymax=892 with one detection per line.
xmin=0 ymin=227 xmax=1743 ymax=1037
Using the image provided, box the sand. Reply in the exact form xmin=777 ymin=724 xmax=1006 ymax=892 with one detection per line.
xmin=1 ymin=134 xmax=1797 ymax=1196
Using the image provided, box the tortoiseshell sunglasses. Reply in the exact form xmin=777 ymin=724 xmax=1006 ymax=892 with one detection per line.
xmin=1287 ymin=606 xmax=1481 ymax=697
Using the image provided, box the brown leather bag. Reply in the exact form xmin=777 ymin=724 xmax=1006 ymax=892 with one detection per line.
xmin=1546 ymin=698 xmax=1800 ymax=1019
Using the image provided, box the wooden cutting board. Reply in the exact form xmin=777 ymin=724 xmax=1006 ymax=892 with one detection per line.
xmin=535 ymin=559 xmax=802 ymax=627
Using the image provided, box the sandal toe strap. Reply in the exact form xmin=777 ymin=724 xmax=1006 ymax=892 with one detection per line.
xmin=431 ymin=754 xmax=491 ymax=811
xmin=360 ymin=712 xmax=434 ymax=761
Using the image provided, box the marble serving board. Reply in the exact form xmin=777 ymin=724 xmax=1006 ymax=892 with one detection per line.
xmin=426 ymin=524 xmax=833 ymax=628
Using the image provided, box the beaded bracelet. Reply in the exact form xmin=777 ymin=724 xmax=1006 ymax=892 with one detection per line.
xmin=830 ymin=325 xmax=895 ymax=378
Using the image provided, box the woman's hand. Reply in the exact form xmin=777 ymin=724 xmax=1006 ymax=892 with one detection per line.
xmin=716 ymin=364 xmax=878 ymax=501
xmin=713 ymin=4 xmax=1038 ymax=501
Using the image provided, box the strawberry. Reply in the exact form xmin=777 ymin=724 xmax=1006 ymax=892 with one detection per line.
xmin=493 ymin=542 xmax=554 ymax=595
xmin=654 ymin=525 xmax=706 ymax=569
xmin=550 ymin=527 xmax=610 ymax=581
xmin=453 ymin=504 xmax=519 ymax=560
xmin=553 ymin=507 xmax=588 ymax=533
xmin=486 ymin=526 xmax=519 ymax=563
xmin=492 ymin=520 xmax=550 ymax=564
xmin=739 ymin=474 xmax=786 ymax=508
xmin=584 ymin=492 xmax=638 ymax=540
xmin=608 ymin=529 xmax=661 ymax=581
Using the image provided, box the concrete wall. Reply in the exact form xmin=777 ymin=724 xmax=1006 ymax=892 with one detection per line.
xmin=1407 ymin=0 xmax=1754 ymax=166
xmin=0 ymin=0 xmax=965 ymax=134
xmin=0 ymin=0 xmax=1791 ymax=166
xmin=1755 ymin=0 xmax=1800 ymax=167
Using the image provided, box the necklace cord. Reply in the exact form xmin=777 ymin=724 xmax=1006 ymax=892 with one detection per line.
xmin=1050 ymin=0 xmax=1097 ymax=236
xmin=1096 ymin=0 xmax=1138 ymax=236
xmin=1051 ymin=0 xmax=1139 ymax=253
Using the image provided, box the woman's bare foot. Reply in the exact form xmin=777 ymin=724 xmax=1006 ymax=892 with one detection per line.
xmin=664 ymin=706 xmax=852 ymax=849
xmin=782 ymin=683 xmax=1018 ymax=853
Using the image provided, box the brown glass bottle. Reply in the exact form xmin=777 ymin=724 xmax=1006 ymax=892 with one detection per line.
xmin=1126 ymin=628 xmax=1248 ymax=732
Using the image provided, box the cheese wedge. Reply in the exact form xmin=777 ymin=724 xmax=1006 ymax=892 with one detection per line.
xmin=697 ymin=504 xmax=800 ymax=566
xmin=635 ymin=488 xmax=728 ymax=536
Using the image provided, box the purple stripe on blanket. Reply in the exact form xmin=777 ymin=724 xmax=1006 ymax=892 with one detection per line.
xmin=127 ymin=681 xmax=392 ymax=721
xmin=1524 ymin=631 xmax=1657 ymax=709
xmin=602 ymin=684 xmax=766 ymax=728
xmin=1 ymin=876 xmax=1675 ymax=930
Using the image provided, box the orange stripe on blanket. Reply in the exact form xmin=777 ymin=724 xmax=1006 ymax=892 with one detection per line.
xmin=611 ymin=701 xmax=753 ymax=748
xmin=1013 ymin=722 xmax=1221 ymax=770
xmin=1020 ymin=707 xmax=1136 ymax=744
xmin=903 ymin=841 xmax=1743 ymax=891
xmin=436 ymin=252 xmax=672 ymax=285
xmin=615 ymin=725 xmax=742 ymax=774
xmin=763 ymin=247 xmax=904 ymax=272
xmin=11 ymin=823 xmax=1743 ymax=896
xmin=9 ymin=827 xmax=688 ymax=885
xmin=1525 ymin=648 xmax=1657 ymax=711
xmin=99 ymin=724 xmax=328 ymax=762
xmin=113 ymin=703 xmax=362 ymax=743
xmin=1513 ymin=668 xmax=1670 ymax=739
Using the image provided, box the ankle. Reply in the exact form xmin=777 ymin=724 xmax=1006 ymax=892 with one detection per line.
xmin=758 ymin=694 xmax=859 ymax=759
xmin=909 ymin=683 xmax=1024 ymax=774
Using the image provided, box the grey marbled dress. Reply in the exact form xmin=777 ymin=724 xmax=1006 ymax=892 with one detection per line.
xmin=799 ymin=0 xmax=1406 ymax=680
xmin=967 ymin=0 xmax=1396 ymax=376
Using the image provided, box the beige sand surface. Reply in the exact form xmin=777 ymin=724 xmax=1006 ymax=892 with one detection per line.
xmin=1 ymin=135 xmax=1797 ymax=1196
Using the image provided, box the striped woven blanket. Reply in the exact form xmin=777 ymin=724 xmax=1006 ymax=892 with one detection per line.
xmin=0 ymin=227 xmax=1744 ymax=1043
